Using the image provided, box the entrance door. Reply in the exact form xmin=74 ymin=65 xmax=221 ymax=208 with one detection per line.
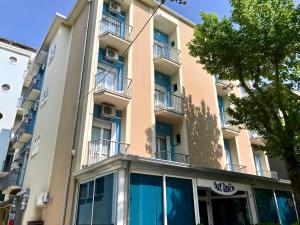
xmin=198 ymin=200 xmax=210 ymax=225
xmin=90 ymin=125 xmax=112 ymax=164
xmin=211 ymin=197 xmax=251 ymax=225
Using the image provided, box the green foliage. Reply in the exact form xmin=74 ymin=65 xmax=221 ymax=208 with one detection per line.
xmin=188 ymin=0 xmax=300 ymax=166
xmin=188 ymin=0 xmax=300 ymax=213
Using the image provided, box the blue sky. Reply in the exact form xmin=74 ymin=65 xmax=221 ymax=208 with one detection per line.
xmin=0 ymin=0 xmax=231 ymax=48
xmin=0 ymin=0 xmax=297 ymax=49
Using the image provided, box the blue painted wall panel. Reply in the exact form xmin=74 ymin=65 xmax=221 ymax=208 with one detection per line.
xmin=130 ymin=173 xmax=163 ymax=225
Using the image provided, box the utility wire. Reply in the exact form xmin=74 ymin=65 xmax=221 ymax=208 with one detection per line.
xmin=82 ymin=1 xmax=163 ymax=100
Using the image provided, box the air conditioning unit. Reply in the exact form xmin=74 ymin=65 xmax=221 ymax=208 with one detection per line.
xmin=105 ymin=48 xmax=119 ymax=62
xmin=36 ymin=192 xmax=48 ymax=208
xmin=102 ymin=104 xmax=115 ymax=118
xmin=109 ymin=1 xmax=121 ymax=14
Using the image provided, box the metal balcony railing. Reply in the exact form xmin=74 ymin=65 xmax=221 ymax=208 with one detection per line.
xmin=2 ymin=168 xmax=23 ymax=191
xmin=153 ymin=43 xmax=181 ymax=64
xmin=215 ymin=78 xmax=233 ymax=90
xmin=100 ymin=13 xmax=133 ymax=41
xmin=153 ymin=151 xmax=189 ymax=164
xmin=95 ymin=71 xmax=132 ymax=99
xmin=21 ymin=78 xmax=39 ymax=106
xmin=226 ymin=163 xmax=247 ymax=173
xmin=221 ymin=114 xmax=240 ymax=133
xmin=154 ymin=90 xmax=184 ymax=114
xmin=11 ymin=119 xmax=32 ymax=143
xmin=87 ymin=139 xmax=130 ymax=166
xmin=256 ymin=170 xmax=278 ymax=179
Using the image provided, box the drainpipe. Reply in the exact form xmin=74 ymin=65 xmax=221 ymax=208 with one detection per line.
xmin=61 ymin=0 xmax=92 ymax=224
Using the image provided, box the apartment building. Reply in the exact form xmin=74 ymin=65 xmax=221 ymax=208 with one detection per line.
xmin=12 ymin=0 xmax=298 ymax=225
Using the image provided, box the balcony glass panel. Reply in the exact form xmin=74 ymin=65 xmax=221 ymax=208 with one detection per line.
xmin=153 ymin=43 xmax=181 ymax=64
xmin=154 ymin=90 xmax=184 ymax=114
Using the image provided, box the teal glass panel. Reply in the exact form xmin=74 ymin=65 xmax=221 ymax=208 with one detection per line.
xmin=275 ymin=190 xmax=298 ymax=225
xmin=166 ymin=177 xmax=195 ymax=225
xmin=254 ymin=188 xmax=279 ymax=224
xmin=92 ymin=173 xmax=114 ymax=225
xmin=130 ymin=173 xmax=163 ymax=225
xmin=76 ymin=181 xmax=94 ymax=225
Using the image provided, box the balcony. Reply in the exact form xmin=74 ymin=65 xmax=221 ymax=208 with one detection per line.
xmin=256 ymin=170 xmax=278 ymax=179
xmin=221 ymin=114 xmax=240 ymax=138
xmin=226 ymin=163 xmax=247 ymax=173
xmin=86 ymin=139 xmax=129 ymax=166
xmin=154 ymin=90 xmax=184 ymax=124
xmin=249 ymin=131 xmax=264 ymax=145
xmin=215 ymin=78 xmax=233 ymax=96
xmin=153 ymin=151 xmax=189 ymax=164
xmin=22 ymin=78 xmax=40 ymax=111
xmin=12 ymin=119 xmax=33 ymax=149
xmin=2 ymin=168 xmax=23 ymax=194
xmin=153 ymin=43 xmax=181 ymax=74
xmin=99 ymin=14 xmax=133 ymax=53
xmin=94 ymin=71 xmax=132 ymax=110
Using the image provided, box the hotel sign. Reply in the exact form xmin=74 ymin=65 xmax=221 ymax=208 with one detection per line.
xmin=210 ymin=181 xmax=238 ymax=196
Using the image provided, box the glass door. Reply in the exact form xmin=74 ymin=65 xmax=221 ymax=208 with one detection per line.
xmin=253 ymin=152 xmax=263 ymax=176
xmin=156 ymin=135 xmax=168 ymax=160
xmin=90 ymin=125 xmax=112 ymax=163
xmin=96 ymin=63 xmax=119 ymax=92
xmin=155 ymin=84 xmax=167 ymax=108
xmin=224 ymin=139 xmax=233 ymax=171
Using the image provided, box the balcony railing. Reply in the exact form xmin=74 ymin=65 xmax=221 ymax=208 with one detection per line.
xmin=12 ymin=119 xmax=32 ymax=143
xmin=95 ymin=71 xmax=132 ymax=99
xmin=153 ymin=151 xmax=189 ymax=164
xmin=221 ymin=114 xmax=240 ymax=133
xmin=154 ymin=90 xmax=184 ymax=114
xmin=153 ymin=43 xmax=181 ymax=64
xmin=2 ymin=168 xmax=23 ymax=191
xmin=215 ymin=78 xmax=233 ymax=90
xmin=87 ymin=139 xmax=129 ymax=166
xmin=100 ymin=13 xmax=133 ymax=41
xmin=226 ymin=163 xmax=247 ymax=173
xmin=256 ymin=170 xmax=278 ymax=179
xmin=21 ymin=78 xmax=39 ymax=106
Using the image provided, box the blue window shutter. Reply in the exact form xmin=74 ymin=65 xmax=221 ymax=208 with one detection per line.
xmin=93 ymin=104 xmax=102 ymax=118
xmin=217 ymin=96 xmax=226 ymax=126
xmin=130 ymin=173 xmax=163 ymax=225
xmin=166 ymin=177 xmax=195 ymax=225
xmin=223 ymin=139 xmax=232 ymax=168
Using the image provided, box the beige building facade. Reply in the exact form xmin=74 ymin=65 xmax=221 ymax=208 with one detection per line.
xmin=14 ymin=0 xmax=298 ymax=225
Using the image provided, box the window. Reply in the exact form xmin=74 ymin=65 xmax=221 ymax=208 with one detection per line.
xmin=8 ymin=56 xmax=18 ymax=64
xmin=41 ymin=86 xmax=49 ymax=106
xmin=173 ymin=83 xmax=178 ymax=92
xmin=76 ymin=173 xmax=115 ymax=225
xmin=31 ymin=135 xmax=40 ymax=156
xmin=176 ymin=134 xmax=181 ymax=144
xmin=1 ymin=84 xmax=10 ymax=92
xmin=0 ymin=112 xmax=3 ymax=120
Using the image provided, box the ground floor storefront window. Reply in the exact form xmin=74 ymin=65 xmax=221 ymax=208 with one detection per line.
xmin=75 ymin=173 xmax=115 ymax=225
xmin=130 ymin=173 xmax=196 ymax=225
xmin=254 ymin=188 xmax=298 ymax=225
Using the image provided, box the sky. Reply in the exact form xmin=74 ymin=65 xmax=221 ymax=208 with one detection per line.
xmin=0 ymin=0 xmax=297 ymax=49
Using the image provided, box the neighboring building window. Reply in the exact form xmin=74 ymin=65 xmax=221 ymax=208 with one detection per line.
xmin=31 ymin=135 xmax=40 ymax=156
xmin=8 ymin=56 xmax=18 ymax=64
xmin=1 ymin=84 xmax=11 ymax=92
xmin=76 ymin=173 xmax=115 ymax=225
xmin=48 ymin=44 xmax=56 ymax=65
xmin=41 ymin=86 xmax=49 ymax=106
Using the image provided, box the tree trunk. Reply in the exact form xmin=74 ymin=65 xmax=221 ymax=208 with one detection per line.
xmin=290 ymin=170 xmax=300 ymax=220
xmin=285 ymin=150 xmax=300 ymax=218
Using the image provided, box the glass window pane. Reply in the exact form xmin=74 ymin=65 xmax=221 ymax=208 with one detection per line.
xmin=253 ymin=188 xmax=279 ymax=224
xmin=92 ymin=173 xmax=114 ymax=225
xmin=166 ymin=177 xmax=195 ymax=225
xmin=76 ymin=181 xmax=94 ymax=225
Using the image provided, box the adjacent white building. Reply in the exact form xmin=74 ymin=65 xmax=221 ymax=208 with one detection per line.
xmin=0 ymin=37 xmax=35 ymax=170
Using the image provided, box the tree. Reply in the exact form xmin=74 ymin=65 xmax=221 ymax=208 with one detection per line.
xmin=188 ymin=0 xmax=300 ymax=216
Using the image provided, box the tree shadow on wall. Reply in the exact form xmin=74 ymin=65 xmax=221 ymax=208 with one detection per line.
xmin=145 ymin=125 xmax=154 ymax=155
xmin=184 ymin=94 xmax=223 ymax=169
